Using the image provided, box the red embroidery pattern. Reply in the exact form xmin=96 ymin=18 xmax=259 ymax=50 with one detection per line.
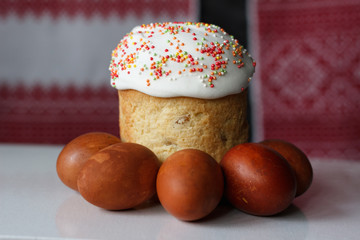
xmin=0 ymin=0 xmax=198 ymax=144
xmin=0 ymin=0 xmax=193 ymax=19
xmin=0 ymin=82 xmax=119 ymax=144
xmin=251 ymin=0 xmax=360 ymax=160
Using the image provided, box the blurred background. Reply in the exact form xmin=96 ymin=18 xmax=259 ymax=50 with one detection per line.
xmin=1 ymin=0 xmax=359 ymax=160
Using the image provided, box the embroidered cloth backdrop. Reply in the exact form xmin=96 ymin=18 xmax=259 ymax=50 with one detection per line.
xmin=248 ymin=0 xmax=360 ymax=160
xmin=0 ymin=0 xmax=199 ymax=144
xmin=1 ymin=0 xmax=359 ymax=161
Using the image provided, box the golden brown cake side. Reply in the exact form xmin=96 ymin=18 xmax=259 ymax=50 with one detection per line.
xmin=119 ymin=89 xmax=248 ymax=162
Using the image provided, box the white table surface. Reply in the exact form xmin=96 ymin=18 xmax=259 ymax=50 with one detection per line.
xmin=0 ymin=144 xmax=359 ymax=240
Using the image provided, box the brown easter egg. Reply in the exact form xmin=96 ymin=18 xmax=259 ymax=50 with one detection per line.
xmin=220 ymin=143 xmax=296 ymax=216
xmin=259 ymin=139 xmax=313 ymax=197
xmin=56 ymin=132 xmax=121 ymax=191
xmin=156 ymin=149 xmax=224 ymax=221
xmin=77 ymin=142 xmax=160 ymax=210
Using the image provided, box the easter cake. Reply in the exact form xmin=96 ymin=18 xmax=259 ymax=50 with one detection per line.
xmin=109 ymin=22 xmax=255 ymax=162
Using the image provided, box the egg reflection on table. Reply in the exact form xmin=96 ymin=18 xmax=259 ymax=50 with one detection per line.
xmin=55 ymin=194 xmax=165 ymax=239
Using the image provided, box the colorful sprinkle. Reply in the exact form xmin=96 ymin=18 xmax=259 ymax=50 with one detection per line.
xmin=109 ymin=22 xmax=256 ymax=89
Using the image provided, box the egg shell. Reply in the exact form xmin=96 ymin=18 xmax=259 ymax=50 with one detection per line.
xmin=259 ymin=139 xmax=313 ymax=197
xmin=221 ymin=143 xmax=296 ymax=216
xmin=156 ymin=149 xmax=224 ymax=221
xmin=56 ymin=132 xmax=121 ymax=191
xmin=77 ymin=142 xmax=160 ymax=210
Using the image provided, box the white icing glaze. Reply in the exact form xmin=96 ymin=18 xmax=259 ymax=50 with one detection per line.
xmin=109 ymin=22 xmax=255 ymax=99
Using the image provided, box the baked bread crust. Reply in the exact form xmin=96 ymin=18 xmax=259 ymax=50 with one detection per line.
xmin=119 ymin=89 xmax=248 ymax=162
